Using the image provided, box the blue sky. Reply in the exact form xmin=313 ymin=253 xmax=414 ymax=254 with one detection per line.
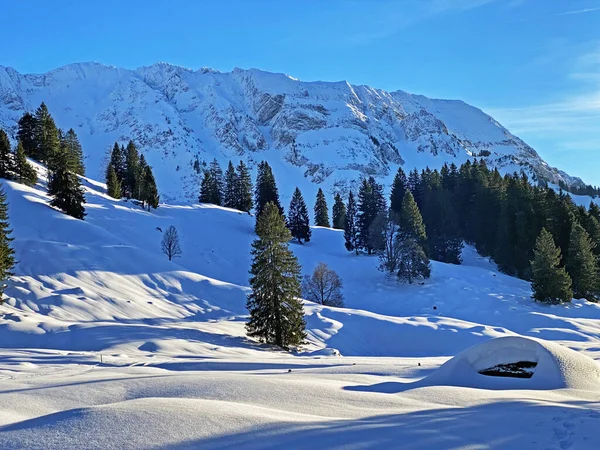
xmin=2 ymin=0 xmax=600 ymax=185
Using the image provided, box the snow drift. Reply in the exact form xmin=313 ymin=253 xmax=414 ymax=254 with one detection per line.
xmin=421 ymin=336 xmax=600 ymax=391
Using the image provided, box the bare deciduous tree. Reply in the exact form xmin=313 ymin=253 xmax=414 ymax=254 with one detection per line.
xmin=302 ymin=262 xmax=344 ymax=307
xmin=378 ymin=213 xmax=402 ymax=274
xmin=161 ymin=225 xmax=182 ymax=261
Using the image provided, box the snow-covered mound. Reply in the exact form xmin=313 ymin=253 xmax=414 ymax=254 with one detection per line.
xmin=0 ymin=62 xmax=590 ymax=203
xmin=422 ymin=336 xmax=600 ymax=391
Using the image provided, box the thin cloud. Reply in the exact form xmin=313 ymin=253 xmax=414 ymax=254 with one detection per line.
xmin=555 ymin=6 xmax=600 ymax=16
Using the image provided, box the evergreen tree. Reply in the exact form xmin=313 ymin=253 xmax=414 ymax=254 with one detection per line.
xmin=47 ymin=148 xmax=86 ymax=220
xmin=254 ymin=161 xmax=283 ymax=217
xmin=314 ymin=188 xmax=330 ymax=227
xmin=566 ymin=223 xmax=599 ymax=300
xmin=199 ymin=171 xmax=220 ymax=204
xmin=332 ymin=193 xmax=346 ymax=230
xmin=236 ymin=160 xmax=253 ymax=213
xmin=344 ymin=191 xmax=359 ymax=254
xmin=531 ymin=228 xmax=572 ymax=304
xmin=141 ymin=164 xmax=159 ymax=211
xmin=357 ymin=177 xmax=386 ymax=254
xmin=106 ymin=142 xmax=126 ymax=194
xmin=62 ymin=129 xmax=85 ymax=175
xmin=208 ymin=159 xmax=224 ymax=205
xmin=17 ymin=112 xmax=38 ymax=159
xmin=246 ymin=202 xmax=305 ymax=349
xmin=390 ymin=167 xmax=408 ymax=216
xmin=124 ymin=140 xmax=140 ymax=199
xmin=224 ymin=161 xmax=238 ymax=209
xmin=106 ymin=165 xmax=121 ymax=199
xmin=34 ymin=102 xmax=61 ymax=168
xmin=0 ymin=187 xmax=15 ymax=300
xmin=396 ymin=191 xmax=430 ymax=283
xmin=13 ymin=142 xmax=37 ymax=186
xmin=398 ymin=191 xmax=427 ymax=245
xmin=0 ymin=130 xmax=14 ymax=179
xmin=287 ymin=187 xmax=311 ymax=244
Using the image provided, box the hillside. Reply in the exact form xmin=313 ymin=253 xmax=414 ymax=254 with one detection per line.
xmin=0 ymin=62 xmax=590 ymax=203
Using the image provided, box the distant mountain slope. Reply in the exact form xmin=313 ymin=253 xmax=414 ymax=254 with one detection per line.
xmin=0 ymin=62 xmax=587 ymax=202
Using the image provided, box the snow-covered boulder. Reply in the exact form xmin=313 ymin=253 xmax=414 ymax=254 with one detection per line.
xmin=421 ymin=336 xmax=600 ymax=390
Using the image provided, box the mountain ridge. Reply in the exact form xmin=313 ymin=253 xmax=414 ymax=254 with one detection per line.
xmin=0 ymin=62 xmax=589 ymax=202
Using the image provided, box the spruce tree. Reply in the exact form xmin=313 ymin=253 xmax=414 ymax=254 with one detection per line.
xmin=0 ymin=130 xmax=14 ymax=179
xmin=566 ymin=223 xmax=599 ymax=300
xmin=106 ymin=142 xmax=126 ymax=194
xmin=398 ymin=191 xmax=427 ymax=245
xmin=34 ymin=102 xmax=61 ymax=168
xmin=344 ymin=191 xmax=359 ymax=254
xmin=106 ymin=165 xmax=122 ymax=199
xmin=236 ymin=160 xmax=253 ymax=213
xmin=208 ymin=159 xmax=224 ymax=205
xmin=531 ymin=228 xmax=572 ymax=304
xmin=224 ymin=161 xmax=238 ymax=209
xmin=13 ymin=142 xmax=37 ymax=186
xmin=254 ymin=161 xmax=283 ymax=217
xmin=48 ymin=148 xmax=86 ymax=220
xmin=246 ymin=202 xmax=305 ymax=349
xmin=396 ymin=191 xmax=430 ymax=283
xmin=17 ymin=112 xmax=38 ymax=159
xmin=199 ymin=171 xmax=214 ymax=204
xmin=141 ymin=165 xmax=159 ymax=211
xmin=0 ymin=187 xmax=15 ymax=300
xmin=62 ymin=129 xmax=85 ymax=175
xmin=332 ymin=193 xmax=346 ymax=230
xmin=314 ymin=188 xmax=330 ymax=227
xmin=287 ymin=187 xmax=311 ymax=244
xmin=390 ymin=167 xmax=408 ymax=216
xmin=124 ymin=140 xmax=140 ymax=199
xmin=357 ymin=177 xmax=386 ymax=254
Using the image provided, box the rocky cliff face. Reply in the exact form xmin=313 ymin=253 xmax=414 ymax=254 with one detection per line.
xmin=0 ymin=62 xmax=585 ymax=202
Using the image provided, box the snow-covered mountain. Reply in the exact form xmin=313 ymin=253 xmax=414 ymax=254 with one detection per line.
xmin=0 ymin=62 xmax=588 ymax=202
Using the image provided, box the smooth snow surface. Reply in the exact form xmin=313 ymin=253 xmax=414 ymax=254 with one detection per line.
xmin=1 ymin=163 xmax=600 ymax=449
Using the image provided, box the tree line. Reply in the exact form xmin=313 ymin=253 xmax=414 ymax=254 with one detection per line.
xmin=105 ymin=141 xmax=159 ymax=211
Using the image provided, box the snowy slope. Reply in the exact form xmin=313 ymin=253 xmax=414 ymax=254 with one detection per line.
xmin=1 ymin=164 xmax=600 ymax=447
xmin=0 ymin=62 xmax=590 ymax=203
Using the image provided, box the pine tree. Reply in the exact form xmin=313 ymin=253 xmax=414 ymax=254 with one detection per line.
xmin=141 ymin=165 xmax=159 ymax=211
xmin=0 ymin=130 xmax=14 ymax=179
xmin=34 ymin=102 xmax=61 ymax=168
xmin=531 ymin=228 xmax=573 ymax=304
xmin=332 ymin=193 xmax=346 ymax=230
xmin=314 ymin=188 xmax=330 ymax=227
xmin=106 ymin=142 xmax=126 ymax=194
xmin=62 ymin=129 xmax=85 ymax=175
xmin=199 ymin=171 xmax=220 ymax=204
xmin=396 ymin=191 xmax=430 ymax=283
xmin=246 ymin=202 xmax=305 ymax=349
xmin=344 ymin=191 xmax=359 ymax=254
xmin=48 ymin=148 xmax=86 ymax=220
xmin=287 ymin=187 xmax=311 ymax=243
xmin=208 ymin=159 xmax=224 ymax=205
xmin=224 ymin=161 xmax=238 ymax=209
xmin=236 ymin=160 xmax=253 ymax=213
xmin=0 ymin=187 xmax=15 ymax=300
xmin=390 ymin=167 xmax=408 ymax=216
xmin=17 ymin=112 xmax=38 ymax=159
xmin=124 ymin=140 xmax=139 ymax=199
xmin=398 ymin=191 xmax=427 ymax=245
xmin=357 ymin=177 xmax=386 ymax=254
xmin=106 ymin=165 xmax=121 ymax=199
xmin=254 ymin=161 xmax=283 ymax=218
xmin=566 ymin=223 xmax=599 ymax=300
xmin=13 ymin=142 xmax=37 ymax=186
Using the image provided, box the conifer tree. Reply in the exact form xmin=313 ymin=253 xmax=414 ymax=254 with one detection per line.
xmin=224 ymin=161 xmax=238 ymax=209
xmin=17 ymin=112 xmax=38 ymax=159
xmin=344 ymin=191 xmax=359 ymax=254
xmin=0 ymin=187 xmax=15 ymax=300
xmin=531 ymin=228 xmax=572 ymax=304
xmin=199 ymin=171 xmax=215 ymax=204
xmin=106 ymin=165 xmax=121 ymax=199
xmin=390 ymin=167 xmax=408 ymax=217
xmin=254 ymin=161 xmax=283 ymax=218
xmin=314 ymin=188 xmax=330 ymax=227
xmin=397 ymin=191 xmax=427 ymax=245
xmin=62 ymin=129 xmax=85 ymax=175
xmin=48 ymin=148 xmax=86 ymax=220
xmin=208 ymin=159 xmax=224 ymax=205
xmin=357 ymin=177 xmax=386 ymax=254
xmin=13 ymin=142 xmax=37 ymax=186
xmin=124 ymin=140 xmax=139 ymax=199
xmin=332 ymin=193 xmax=346 ymax=230
xmin=141 ymin=164 xmax=159 ymax=211
xmin=566 ymin=223 xmax=599 ymax=300
xmin=236 ymin=160 xmax=253 ymax=213
xmin=106 ymin=142 xmax=126 ymax=194
xmin=34 ymin=102 xmax=61 ymax=168
xmin=287 ymin=187 xmax=311 ymax=243
xmin=246 ymin=202 xmax=305 ymax=349
xmin=0 ymin=130 xmax=14 ymax=179
xmin=396 ymin=191 xmax=430 ymax=283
